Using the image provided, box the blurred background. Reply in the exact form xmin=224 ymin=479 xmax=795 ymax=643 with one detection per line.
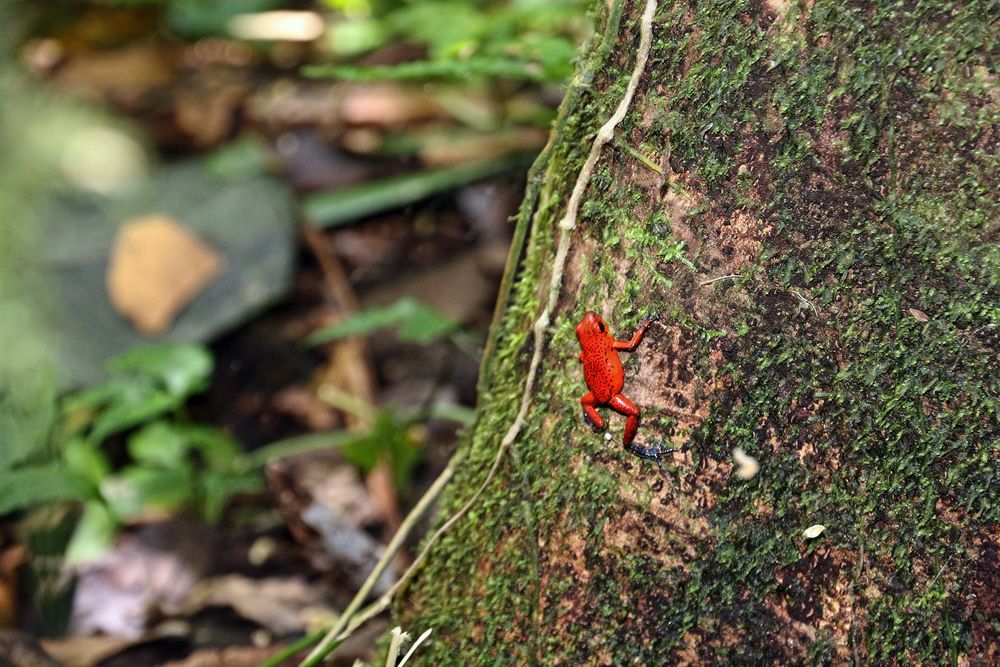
xmin=0 ymin=1 xmax=590 ymax=664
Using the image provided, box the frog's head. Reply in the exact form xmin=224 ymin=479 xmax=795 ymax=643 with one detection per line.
xmin=576 ymin=311 xmax=609 ymax=343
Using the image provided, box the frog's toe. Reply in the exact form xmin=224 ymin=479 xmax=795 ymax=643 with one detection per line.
xmin=625 ymin=440 xmax=679 ymax=461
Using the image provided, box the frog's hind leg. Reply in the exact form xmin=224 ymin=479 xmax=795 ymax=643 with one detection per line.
xmin=608 ymin=393 xmax=640 ymax=445
xmin=609 ymin=393 xmax=679 ymax=461
xmin=580 ymin=392 xmax=605 ymax=431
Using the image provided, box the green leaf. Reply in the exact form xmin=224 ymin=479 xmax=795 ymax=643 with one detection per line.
xmin=89 ymin=387 xmax=180 ymax=443
xmin=0 ymin=463 xmax=93 ymax=515
xmin=63 ymin=437 xmax=111 ymax=486
xmin=393 ymin=300 xmax=460 ymax=343
xmin=99 ymin=474 xmax=142 ymax=519
xmin=200 ymin=470 xmax=263 ymax=523
xmin=0 ymin=321 xmax=56 ymax=470
xmin=338 ymin=432 xmax=380 ymax=473
xmin=302 ymin=153 xmax=533 ymax=229
xmin=128 ymin=421 xmax=190 ymax=468
xmin=204 ymin=137 xmax=271 ymax=179
xmin=427 ymin=402 xmax=476 ymax=426
xmin=240 ymin=430 xmax=354 ymax=469
xmin=62 ymin=376 xmax=141 ymax=417
xmin=305 ymin=57 xmax=547 ymax=82
xmin=107 ymin=344 xmax=213 ymax=399
xmin=328 ymin=17 xmax=387 ymax=57
xmin=339 ymin=410 xmax=422 ymax=491
xmin=166 ymin=0 xmax=284 ymax=38
xmin=104 ymin=466 xmax=194 ymax=519
xmin=307 ymin=298 xmax=457 ymax=346
xmin=65 ymin=501 xmax=118 ymax=564
xmin=176 ymin=424 xmax=243 ymax=471
xmin=125 ymin=465 xmax=194 ymax=514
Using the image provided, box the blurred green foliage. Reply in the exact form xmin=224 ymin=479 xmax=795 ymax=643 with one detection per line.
xmin=0 ymin=0 xmax=522 ymax=564
xmin=338 ymin=409 xmax=424 ymax=492
xmin=166 ymin=0 xmax=285 ymax=37
xmin=307 ymin=297 xmax=458 ymax=345
xmin=0 ymin=72 xmax=62 ymax=476
xmin=0 ymin=344 xmax=261 ymax=561
xmin=101 ymin=0 xmax=590 ymax=84
xmin=315 ymin=0 xmax=590 ymax=83
xmin=95 ymin=0 xmax=591 ymax=84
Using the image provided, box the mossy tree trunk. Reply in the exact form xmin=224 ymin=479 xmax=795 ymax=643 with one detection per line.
xmin=396 ymin=0 xmax=998 ymax=663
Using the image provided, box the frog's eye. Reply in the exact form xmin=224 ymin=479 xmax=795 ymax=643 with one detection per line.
xmin=597 ymin=321 xmax=605 ymax=333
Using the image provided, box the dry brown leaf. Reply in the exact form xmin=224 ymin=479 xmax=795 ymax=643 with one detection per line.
xmin=909 ymin=308 xmax=930 ymax=322
xmin=182 ymin=576 xmax=331 ymax=636
xmin=174 ymin=69 xmax=250 ymax=147
xmin=70 ymin=524 xmax=212 ymax=637
xmin=42 ymin=623 xmax=190 ymax=667
xmin=339 ymin=84 xmax=444 ymax=126
xmin=161 ymin=646 xmax=286 ymax=667
xmin=41 ymin=634 xmax=139 ymax=667
xmin=417 ymin=128 xmax=547 ymax=167
xmin=272 ymin=386 xmax=339 ymax=431
xmin=0 ymin=546 xmax=25 ymax=628
xmin=363 ymin=253 xmax=490 ymax=324
xmin=106 ymin=214 xmax=223 ymax=334
xmin=54 ymin=43 xmax=176 ymax=106
xmin=1 ymin=630 xmax=66 ymax=667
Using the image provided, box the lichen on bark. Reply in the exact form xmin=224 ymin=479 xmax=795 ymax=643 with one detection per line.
xmin=394 ymin=0 xmax=999 ymax=664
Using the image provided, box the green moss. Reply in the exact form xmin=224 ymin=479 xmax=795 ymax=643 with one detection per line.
xmin=396 ymin=0 xmax=998 ymax=663
xmin=661 ymin=0 xmax=998 ymax=661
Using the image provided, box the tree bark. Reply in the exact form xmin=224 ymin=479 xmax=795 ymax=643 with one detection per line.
xmin=395 ymin=0 xmax=999 ymax=664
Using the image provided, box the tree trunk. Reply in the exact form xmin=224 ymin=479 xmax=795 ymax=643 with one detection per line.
xmin=395 ymin=0 xmax=998 ymax=663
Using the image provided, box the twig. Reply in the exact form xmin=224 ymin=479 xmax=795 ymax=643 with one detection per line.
xmin=298 ymin=453 xmax=460 ymax=666
xmin=398 ymin=628 xmax=433 ymax=666
xmin=384 ymin=627 xmax=408 ymax=667
xmin=613 ymin=135 xmax=663 ymax=174
xmin=304 ymin=228 xmax=402 ymax=535
xmin=699 ymin=273 xmax=740 ymax=286
xmin=791 ymin=289 xmax=817 ymax=317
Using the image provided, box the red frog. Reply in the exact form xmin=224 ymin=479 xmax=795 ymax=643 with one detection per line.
xmin=575 ymin=311 xmax=675 ymax=461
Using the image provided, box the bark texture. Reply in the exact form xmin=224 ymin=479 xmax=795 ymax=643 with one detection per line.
xmin=396 ymin=0 xmax=999 ymax=663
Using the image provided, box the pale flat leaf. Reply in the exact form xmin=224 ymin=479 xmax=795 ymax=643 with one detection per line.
xmin=732 ymin=447 xmax=760 ymax=480
xmin=106 ymin=215 xmax=223 ymax=335
xmin=803 ymin=524 xmax=826 ymax=539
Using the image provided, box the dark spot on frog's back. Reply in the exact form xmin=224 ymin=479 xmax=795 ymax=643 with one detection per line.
xmin=595 ymin=367 xmax=609 ymax=391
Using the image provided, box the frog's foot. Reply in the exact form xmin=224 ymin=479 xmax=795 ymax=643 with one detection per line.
xmin=581 ymin=393 xmax=605 ymax=431
xmin=625 ymin=440 xmax=679 ymax=461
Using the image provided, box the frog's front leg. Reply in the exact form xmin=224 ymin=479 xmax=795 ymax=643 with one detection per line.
xmin=612 ymin=315 xmax=659 ymax=351
xmin=580 ymin=392 xmax=605 ymax=431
